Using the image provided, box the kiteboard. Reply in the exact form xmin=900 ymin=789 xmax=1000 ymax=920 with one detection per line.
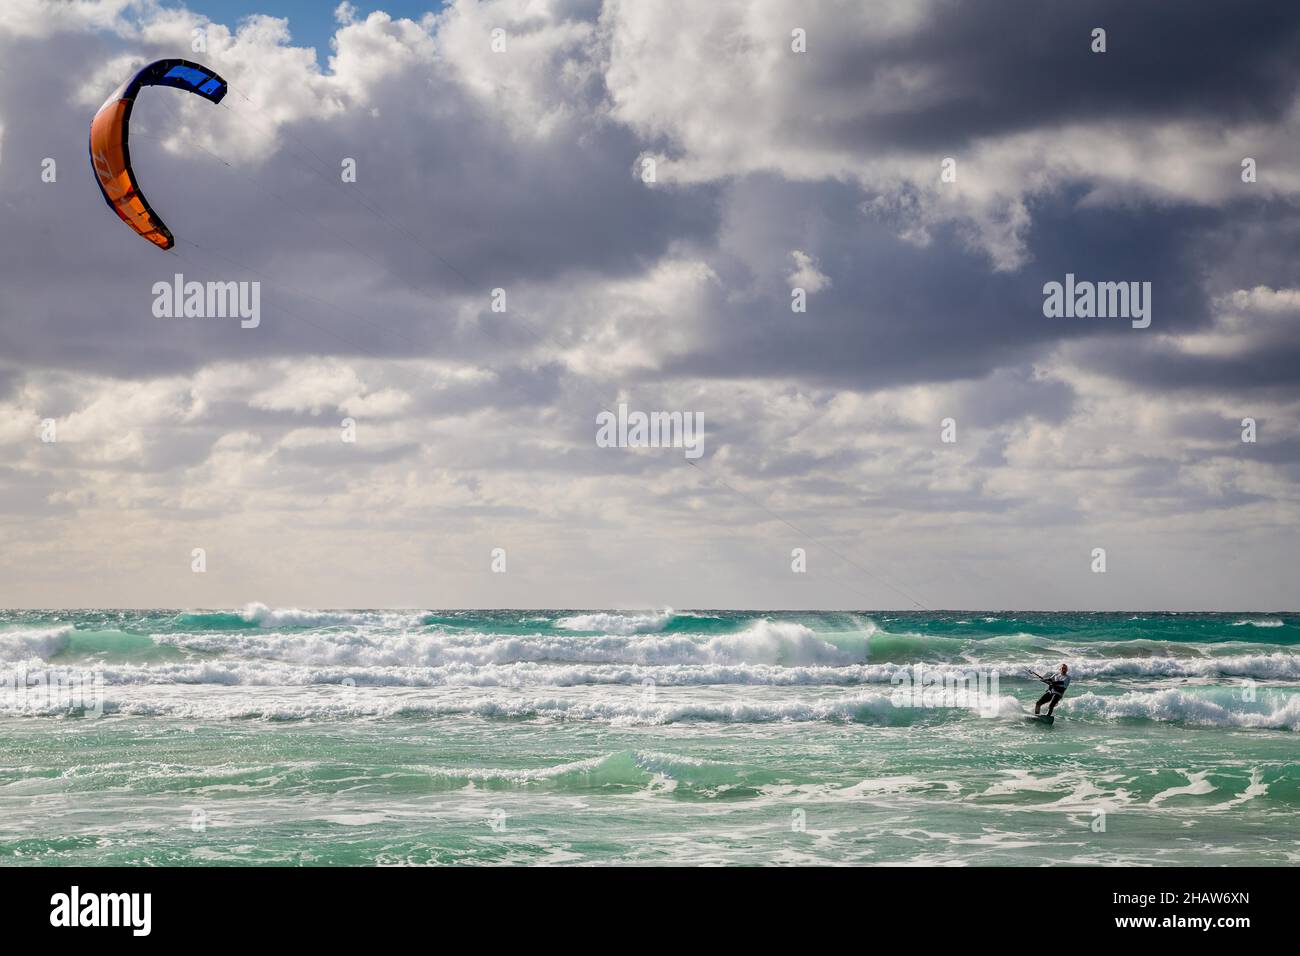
xmin=1025 ymin=714 xmax=1055 ymax=725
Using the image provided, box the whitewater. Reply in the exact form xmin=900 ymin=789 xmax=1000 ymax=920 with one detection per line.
xmin=1 ymin=608 xmax=1297 ymax=865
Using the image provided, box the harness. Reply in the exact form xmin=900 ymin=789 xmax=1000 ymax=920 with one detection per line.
xmin=1031 ymin=670 xmax=1068 ymax=697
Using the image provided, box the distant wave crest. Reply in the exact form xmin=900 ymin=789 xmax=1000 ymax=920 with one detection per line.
xmin=555 ymin=609 xmax=676 ymax=635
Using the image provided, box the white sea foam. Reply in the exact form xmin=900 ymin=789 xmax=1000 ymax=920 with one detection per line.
xmin=157 ymin=618 xmax=858 ymax=669
xmin=554 ymin=609 xmax=676 ymax=634
xmin=7 ymin=647 xmax=1297 ymax=690
xmin=1068 ymin=689 xmax=1300 ymax=730
xmin=703 ymin=620 xmax=856 ymax=665
xmin=417 ymin=750 xmax=721 ymax=787
xmin=238 ymin=603 xmax=407 ymax=629
xmin=1041 ymin=654 xmax=1300 ymax=680
xmin=0 ymin=626 xmax=72 ymax=662
xmin=16 ymin=686 xmax=1010 ymax=725
xmin=1149 ymin=770 xmax=1216 ymax=806
xmin=5 ymin=674 xmax=1295 ymax=731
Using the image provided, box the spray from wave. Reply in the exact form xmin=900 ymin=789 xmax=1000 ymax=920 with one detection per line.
xmin=554 ymin=609 xmax=676 ymax=634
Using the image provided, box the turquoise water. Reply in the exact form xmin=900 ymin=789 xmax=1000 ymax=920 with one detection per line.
xmin=1 ymin=608 xmax=1298 ymax=865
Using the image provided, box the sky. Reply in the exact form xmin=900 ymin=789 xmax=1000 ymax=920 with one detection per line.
xmin=1 ymin=0 xmax=1299 ymax=610
xmin=153 ymin=0 xmax=444 ymax=63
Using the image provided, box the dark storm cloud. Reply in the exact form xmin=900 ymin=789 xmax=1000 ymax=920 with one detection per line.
xmin=1185 ymin=201 xmax=1300 ymax=299
xmin=799 ymin=0 xmax=1300 ymax=152
xmin=661 ymin=176 xmax=1213 ymax=393
xmin=1073 ymin=335 xmax=1300 ymax=393
xmin=1236 ymin=436 xmax=1300 ymax=466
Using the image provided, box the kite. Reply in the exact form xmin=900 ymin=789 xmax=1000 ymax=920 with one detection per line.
xmin=89 ymin=59 xmax=228 ymax=250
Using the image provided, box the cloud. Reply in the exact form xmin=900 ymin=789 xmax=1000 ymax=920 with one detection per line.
xmin=0 ymin=0 xmax=1298 ymax=608
xmin=787 ymin=250 xmax=830 ymax=294
xmin=334 ymin=2 xmax=357 ymax=27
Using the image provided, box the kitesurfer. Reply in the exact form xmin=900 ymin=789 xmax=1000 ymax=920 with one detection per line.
xmin=1031 ymin=664 xmax=1071 ymax=716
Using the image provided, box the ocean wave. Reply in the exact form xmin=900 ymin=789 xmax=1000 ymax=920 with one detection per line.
xmin=704 ymin=619 xmax=858 ymax=664
xmin=1069 ymin=654 xmax=1300 ymax=680
xmin=1068 ymin=689 xmax=1300 ymax=731
xmin=7 ymin=677 xmax=1297 ymax=730
xmin=6 ymin=649 xmax=1298 ymax=689
xmin=237 ymin=603 xmax=386 ymax=629
xmin=554 ymin=609 xmax=676 ymax=635
xmin=1232 ymin=618 xmax=1285 ymax=628
xmin=156 ymin=618 xmax=861 ymax=669
xmin=1 ymin=687 xmax=1021 ymax=725
xmin=172 ymin=604 xmax=418 ymax=631
xmin=0 ymin=626 xmax=72 ymax=662
xmin=0 ymin=658 xmax=995 ymax=690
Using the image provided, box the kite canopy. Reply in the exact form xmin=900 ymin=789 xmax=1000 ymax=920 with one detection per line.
xmin=89 ymin=59 xmax=228 ymax=250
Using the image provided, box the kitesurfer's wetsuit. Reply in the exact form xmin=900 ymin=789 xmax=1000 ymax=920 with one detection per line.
xmin=1035 ymin=671 xmax=1071 ymax=715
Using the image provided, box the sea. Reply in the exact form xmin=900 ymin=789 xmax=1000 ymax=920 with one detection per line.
xmin=1 ymin=608 xmax=1297 ymax=866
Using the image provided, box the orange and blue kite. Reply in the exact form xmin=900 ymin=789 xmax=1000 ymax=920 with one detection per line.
xmin=89 ymin=59 xmax=228 ymax=250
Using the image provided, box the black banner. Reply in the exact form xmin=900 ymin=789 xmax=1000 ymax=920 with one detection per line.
xmin=1 ymin=866 xmax=1276 ymax=941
